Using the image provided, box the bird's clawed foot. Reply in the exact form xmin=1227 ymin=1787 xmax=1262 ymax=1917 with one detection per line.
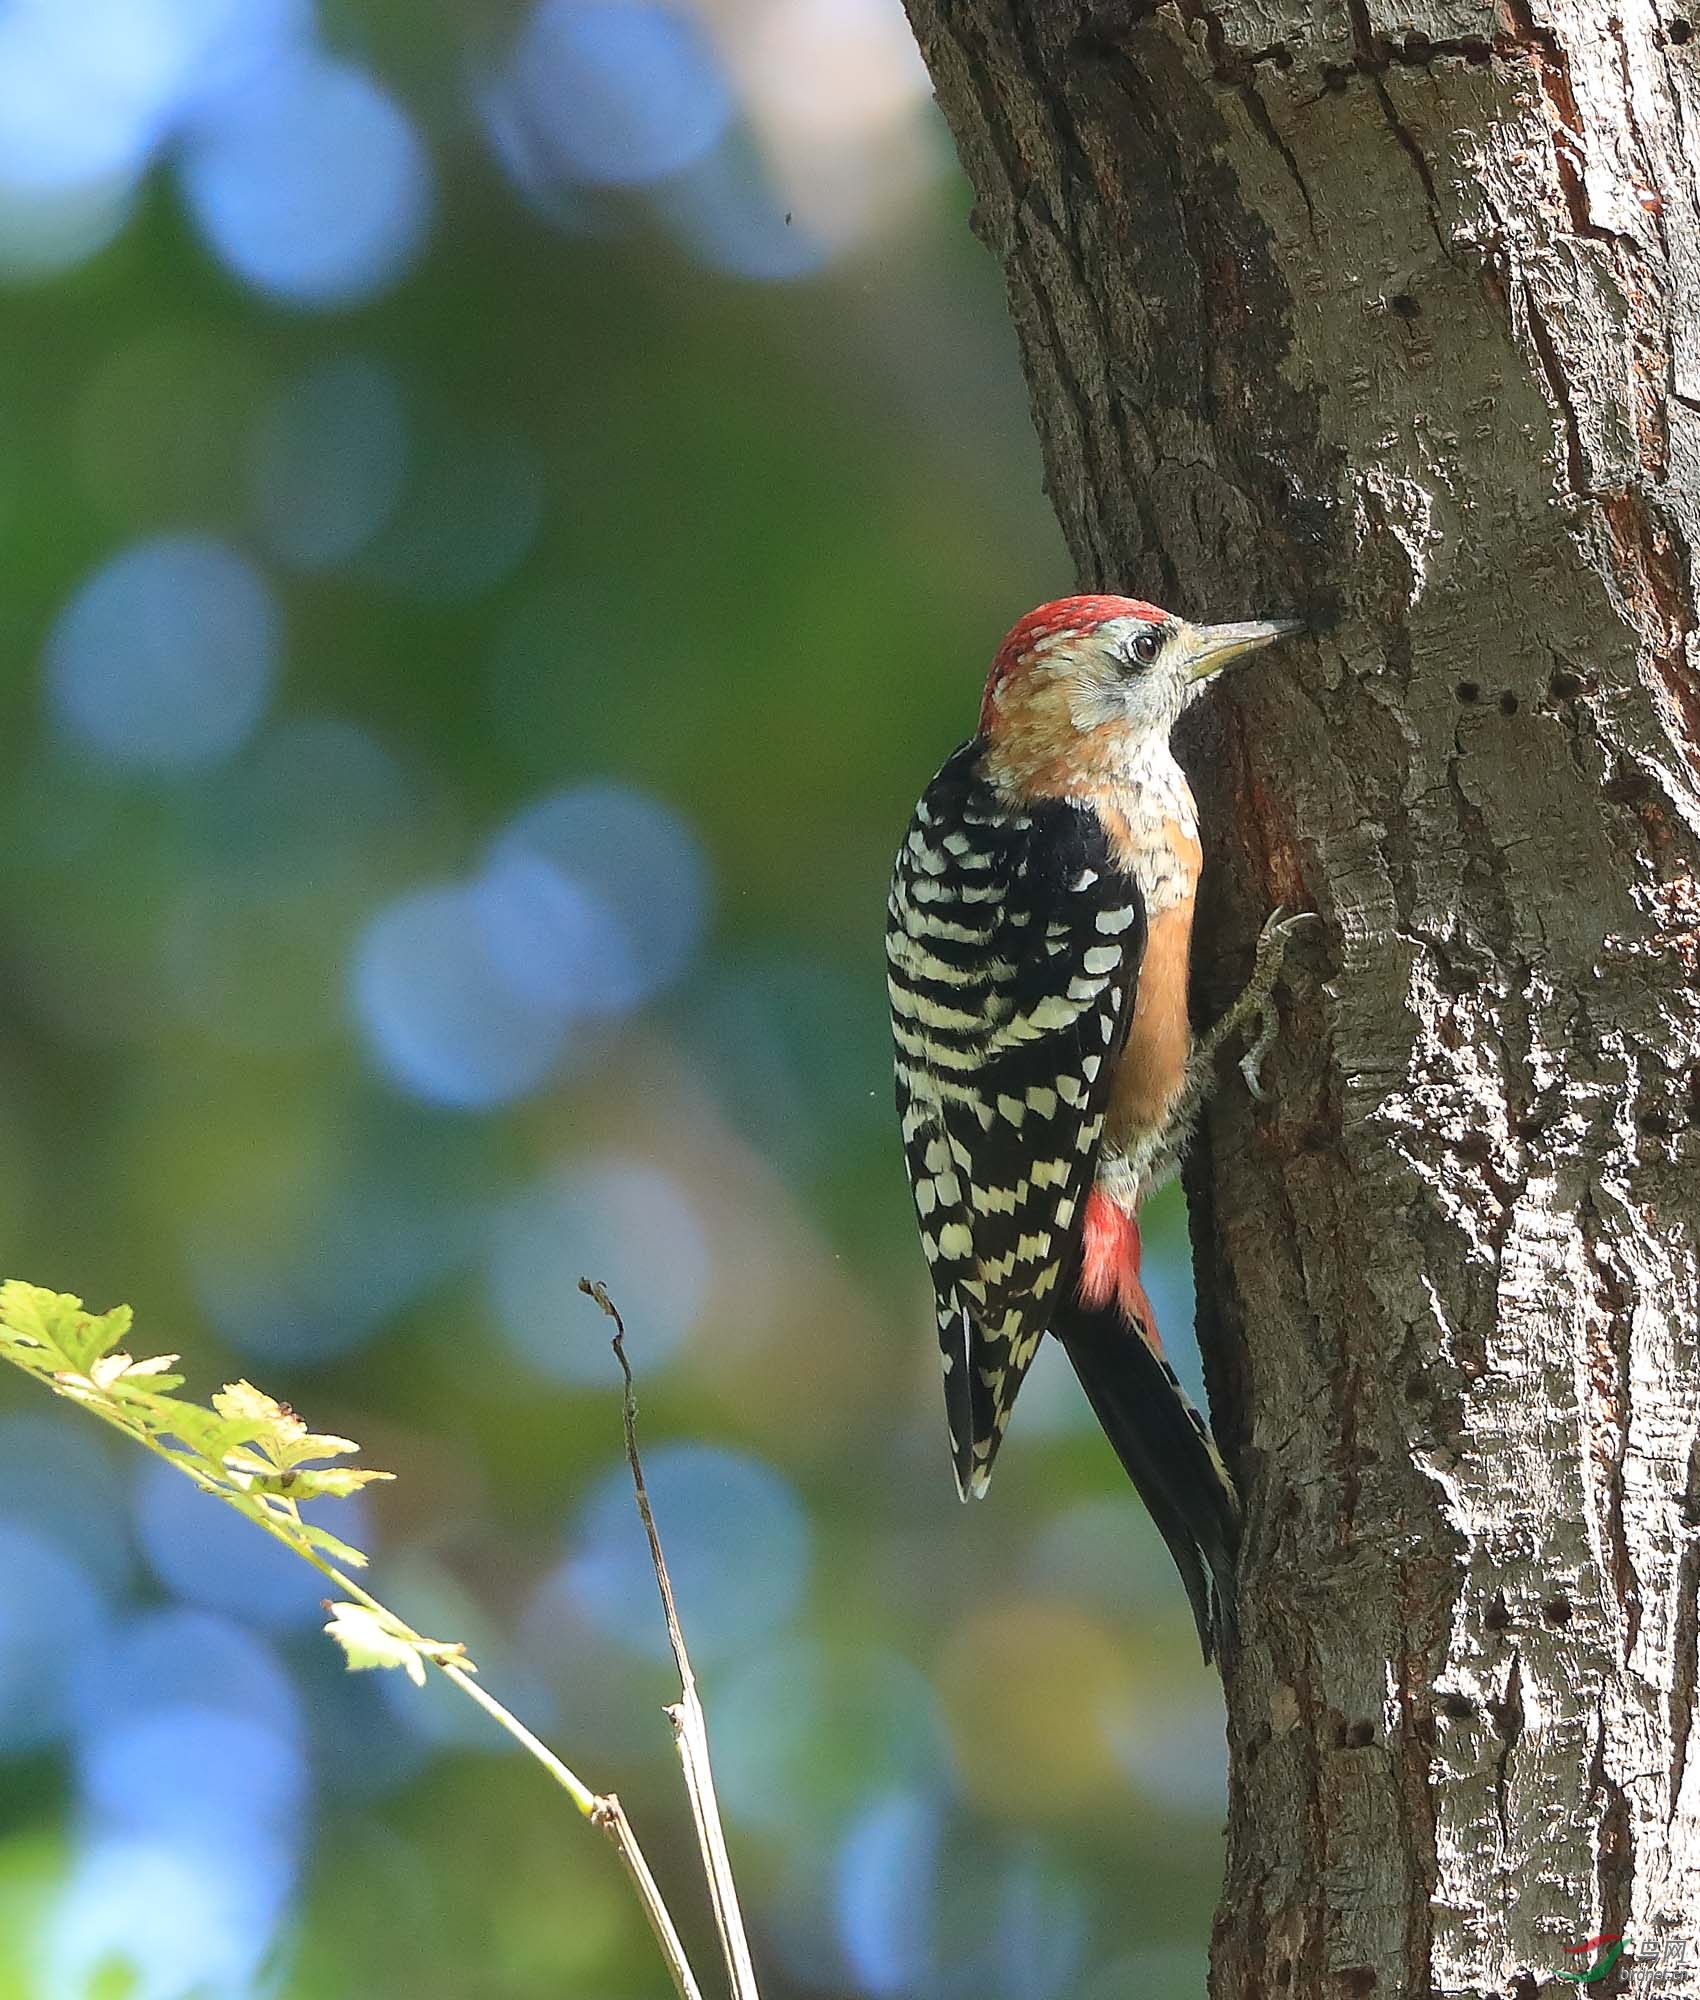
xmin=1200 ymin=906 xmax=1317 ymax=1103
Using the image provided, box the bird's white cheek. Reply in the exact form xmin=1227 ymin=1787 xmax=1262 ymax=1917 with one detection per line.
xmin=1123 ymin=685 xmax=1163 ymax=731
xmin=1067 ymin=673 xmax=1131 ymax=733
xmin=1142 ymin=670 xmax=1190 ymax=731
xmin=1083 ymin=680 xmax=1169 ymax=738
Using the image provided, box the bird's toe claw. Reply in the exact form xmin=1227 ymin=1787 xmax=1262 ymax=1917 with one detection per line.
xmin=1239 ymin=1003 xmax=1279 ymax=1101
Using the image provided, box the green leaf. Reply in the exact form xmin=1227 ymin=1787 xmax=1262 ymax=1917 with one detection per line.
xmin=88 ymin=1350 xmax=185 ymax=1392
xmin=276 ymin=1431 xmax=362 ymax=1469
xmin=205 ymin=1380 xmax=371 ymax=1479
xmin=277 ymin=1466 xmax=395 ymax=1500
xmin=211 ymin=1381 xmax=306 ymax=1463
xmin=199 ymin=1416 xmax=287 ymax=1462
xmin=138 ymin=1397 xmax=215 ymax=1442
xmin=293 ymin=1519 xmax=373 ymax=1568
xmin=323 ymin=1603 xmax=429 ymax=1685
xmin=0 ymin=1283 xmax=390 ymax=1589
xmin=0 ymin=1283 xmax=132 ymax=1374
xmin=230 ymin=1465 xmax=394 ymax=1501
xmin=219 ymin=1446 xmax=281 ymax=1477
xmin=0 ymin=1283 xmax=69 ymax=1353
xmin=212 ymin=1379 xmax=296 ymax=1428
xmin=106 ymin=1370 xmax=186 ymax=1399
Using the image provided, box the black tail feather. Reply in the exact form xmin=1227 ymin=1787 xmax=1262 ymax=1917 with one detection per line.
xmin=1055 ymin=1302 xmax=1240 ymax=1662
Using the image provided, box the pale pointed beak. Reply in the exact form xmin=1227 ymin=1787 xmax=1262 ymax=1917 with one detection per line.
xmin=1182 ymin=616 xmax=1305 ymax=684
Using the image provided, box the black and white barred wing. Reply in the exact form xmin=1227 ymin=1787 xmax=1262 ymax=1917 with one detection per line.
xmin=886 ymin=745 xmax=1145 ymax=1498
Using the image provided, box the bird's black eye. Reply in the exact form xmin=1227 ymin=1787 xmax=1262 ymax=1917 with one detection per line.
xmin=1125 ymin=630 xmax=1161 ymax=669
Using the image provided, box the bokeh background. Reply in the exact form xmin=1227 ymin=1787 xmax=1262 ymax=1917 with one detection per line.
xmin=0 ymin=4 xmax=1227 ymax=1995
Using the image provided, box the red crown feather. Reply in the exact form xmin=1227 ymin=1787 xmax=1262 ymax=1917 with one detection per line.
xmin=979 ymin=594 xmax=1167 ymax=735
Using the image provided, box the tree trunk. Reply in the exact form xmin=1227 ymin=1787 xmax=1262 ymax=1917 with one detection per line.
xmin=899 ymin=1 xmax=1700 ymax=1993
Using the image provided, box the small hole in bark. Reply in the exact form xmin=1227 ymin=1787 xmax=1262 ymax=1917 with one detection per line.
xmin=1389 ymin=292 xmax=1421 ymax=319
xmin=1499 ymin=691 xmax=1519 ymax=715
xmin=1461 ymin=35 xmax=1492 ymax=60
xmin=1456 ymin=1131 xmax=1492 ymax=1162
xmin=1275 ymin=1960 xmax=1293 ymax=1989
xmin=1345 ymin=1719 xmax=1376 ymax=1747
xmin=1339 ymin=1968 xmax=1377 ymax=1996
xmin=1548 ymin=668 xmax=1583 ymax=699
xmin=1640 ymin=1106 xmax=1674 ymax=1137
xmin=1672 ymin=17 xmax=1693 ymax=41
xmin=1543 ymin=1595 xmax=1573 ymax=1627
xmin=1485 ymin=1592 xmax=1512 ymax=1633
xmin=1405 ymin=1372 xmax=1427 ymax=1401
xmin=1403 ymin=29 xmax=1431 ymax=56
xmin=1510 ymin=1977 xmax=1538 ymax=2000
xmin=1270 ymin=43 xmax=1295 ymax=66
xmin=1456 ymin=680 xmax=1481 ymax=703
xmin=1441 ymin=1692 xmax=1475 ymax=1719
xmin=1321 ymin=61 xmax=1352 ymax=88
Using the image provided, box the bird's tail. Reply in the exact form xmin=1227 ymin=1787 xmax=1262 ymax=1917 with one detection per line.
xmin=1056 ymin=1201 xmax=1240 ymax=1661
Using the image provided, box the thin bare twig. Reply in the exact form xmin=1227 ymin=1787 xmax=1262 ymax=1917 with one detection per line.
xmin=589 ymin=1790 xmax=705 ymax=2000
xmin=443 ymin=1664 xmax=703 ymax=2000
xmin=581 ymin=1277 xmax=763 ymax=2000
xmin=212 ymin=1463 xmax=708 ymax=2000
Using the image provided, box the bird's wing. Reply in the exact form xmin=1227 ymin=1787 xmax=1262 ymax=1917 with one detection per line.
xmin=887 ymin=743 xmax=1146 ymax=1497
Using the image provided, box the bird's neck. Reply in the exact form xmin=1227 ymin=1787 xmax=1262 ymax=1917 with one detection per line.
xmin=984 ymin=727 xmax=1200 ymax=910
xmin=1096 ymin=733 xmax=1199 ymax=839
xmin=1097 ymin=779 xmax=1203 ymax=916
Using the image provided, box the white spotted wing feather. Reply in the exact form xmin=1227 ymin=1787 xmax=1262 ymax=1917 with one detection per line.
xmin=886 ymin=742 xmax=1146 ymax=1497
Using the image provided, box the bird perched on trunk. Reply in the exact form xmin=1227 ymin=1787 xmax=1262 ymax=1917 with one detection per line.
xmin=886 ymin=594 xmax=1307 ymax=1658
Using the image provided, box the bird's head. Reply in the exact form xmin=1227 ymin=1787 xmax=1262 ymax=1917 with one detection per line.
xmin=978 ymin=594 xmax=1301 ymax=796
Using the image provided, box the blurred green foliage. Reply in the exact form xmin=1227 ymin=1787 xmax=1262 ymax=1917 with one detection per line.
xmin=0 ymin=12 xmax=1232 ymax=1997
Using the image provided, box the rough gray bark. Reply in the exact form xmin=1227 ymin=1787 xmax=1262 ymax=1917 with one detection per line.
xmin=899 ymin=1 xmax=1700 ymax=1994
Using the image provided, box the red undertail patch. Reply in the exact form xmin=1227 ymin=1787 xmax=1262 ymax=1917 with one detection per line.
xmin=1078 ymin=1191 xmax=1162 ymax=1354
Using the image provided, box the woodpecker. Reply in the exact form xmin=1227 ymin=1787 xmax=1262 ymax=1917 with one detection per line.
xmin=887 ymin=594 xmax=1305 ymax=1658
